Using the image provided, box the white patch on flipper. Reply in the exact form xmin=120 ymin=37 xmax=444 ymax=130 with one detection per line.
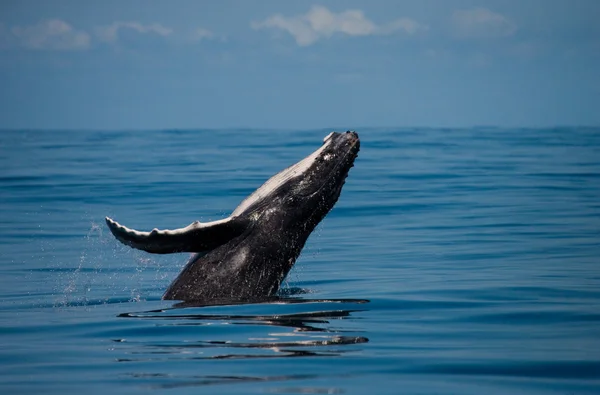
xmin=105 ymin=216 xmax=232 ymax=239
xmin=232 ymin=135 xmax=334 ymax=216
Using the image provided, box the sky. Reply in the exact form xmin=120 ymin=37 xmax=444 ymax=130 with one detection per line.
xmin=0 ymin=0 xmax=599 ymax=130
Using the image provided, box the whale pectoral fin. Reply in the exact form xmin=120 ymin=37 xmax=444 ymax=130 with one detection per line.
xmin=105 ymin=216 xmax=249 ymax=254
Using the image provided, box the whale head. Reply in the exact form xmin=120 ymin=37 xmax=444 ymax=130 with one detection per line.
xmin=231 ymin=131 xmax=360 ymax=223
xmin=294 ymin=130 xmax=360 ymax=199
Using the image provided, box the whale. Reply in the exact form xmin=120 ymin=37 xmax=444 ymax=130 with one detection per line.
xmin=106 ymin=131 xmax=360 ymax=301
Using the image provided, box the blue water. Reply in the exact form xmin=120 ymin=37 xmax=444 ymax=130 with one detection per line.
xmin=1 ymin=128 xmax=599 ymax=394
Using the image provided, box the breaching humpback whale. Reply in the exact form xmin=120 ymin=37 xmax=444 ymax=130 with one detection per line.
xmin=106 ymin=131 xmax=360 ymax=301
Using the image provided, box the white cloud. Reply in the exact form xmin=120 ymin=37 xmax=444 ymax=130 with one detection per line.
xmin=380 ymin=18 xmax=426 ymax=35
xmin=7 ymin=19 xmax=90 ymax=50
xmin=191 ymin=27 xmax=214 ymax=41
xmin=95 ymin=22 xmax=173 ymax=43
xmin=451 ymin=8 xmax=517 ymax=38
xmin=252 ymin=5 xmax=427 ymax=46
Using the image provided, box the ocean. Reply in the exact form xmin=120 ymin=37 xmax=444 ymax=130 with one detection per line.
xmin=0 ymin=128 xmax=599 ymax=394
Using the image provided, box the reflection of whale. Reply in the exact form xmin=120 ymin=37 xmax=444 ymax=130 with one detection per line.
xmin=106 ymin=131 xmax=360 ymax=302
xmin=115 ymin=297 xmax=370 ymax=366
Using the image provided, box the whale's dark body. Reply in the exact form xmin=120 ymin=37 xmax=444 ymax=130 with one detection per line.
xmin=106 ymin=131 xmax=360 ymax=301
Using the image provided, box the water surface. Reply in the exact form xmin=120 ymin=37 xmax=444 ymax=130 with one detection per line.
xmin=1 ymin=128 xmax=599 ymax=394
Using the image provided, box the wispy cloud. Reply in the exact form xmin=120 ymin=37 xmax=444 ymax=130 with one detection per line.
xmin=95 ymin=21 xmax=173 ymax=43
xmin=1 ymin=19 xmax=216 ymax=51
xmin=252 ymin=5 xmax=427 ymax=46
xmin=2 ymin=19 xmax=90 ymax=50
xmin=190 ymin=27 xmax=214 ymax=42
xmin=451 ymin=8 xmax=517 ymax=38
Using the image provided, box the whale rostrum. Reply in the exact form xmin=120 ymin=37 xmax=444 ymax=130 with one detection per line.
xmin=106 ymin=131 xmax=360 ymax=301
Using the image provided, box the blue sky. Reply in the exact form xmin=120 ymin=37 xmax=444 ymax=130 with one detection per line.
xmin=0 ymin=0 xmax=598 ymax=130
